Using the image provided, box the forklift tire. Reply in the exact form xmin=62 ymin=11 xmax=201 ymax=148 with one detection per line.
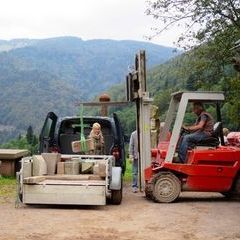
xmin=145 ymin=183 xmax=153 ymax=200
xmin=111 ymin=189 xmax=122 ymax=205
xmin=152 ymin=172 xmax=181 ymax=203
xmin=221 ymin=192 xmax=232 ymax=198
xmin=222 ymin=175 xmax=240 ymax=199
xmin=234 ymin=175 xmax=240 ymax=195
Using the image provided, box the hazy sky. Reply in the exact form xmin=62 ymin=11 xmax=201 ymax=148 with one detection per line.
xmin=0 ymin=0 xmax=183 ymax=47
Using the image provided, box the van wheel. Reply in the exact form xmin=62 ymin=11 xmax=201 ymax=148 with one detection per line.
xmin=111 ymin=188 xmax=122 ymax=205
xmin=152 ymin=172 xmax=181 ymax=203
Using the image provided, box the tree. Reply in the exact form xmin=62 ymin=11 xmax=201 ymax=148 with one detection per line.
xmin=186 ymin=74 xmax=198 ymax=91
xmin=146 ymin=0 xmax=240 ymax=48
xmin=26 ymin=125 xmax=33 ymax=144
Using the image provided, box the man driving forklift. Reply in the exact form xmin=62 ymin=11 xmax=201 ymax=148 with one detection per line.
xmin=178 ymin=102 xmax=214 ymax=163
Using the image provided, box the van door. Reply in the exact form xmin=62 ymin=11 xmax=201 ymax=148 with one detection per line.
xmin=113 ymin=113 xmax=126 ymax=173
xmin=39 ymin=112 xmax=58 ymax=153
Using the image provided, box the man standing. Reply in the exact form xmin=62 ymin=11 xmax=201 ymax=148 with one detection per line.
xmin=129 ymin=130 xmax=138 ymax=193
xmin=178 ymin=102 xmax=214 ymax=163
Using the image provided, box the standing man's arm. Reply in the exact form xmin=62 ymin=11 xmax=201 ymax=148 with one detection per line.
xmin=129 ymin=132 xmax=134 ymax=162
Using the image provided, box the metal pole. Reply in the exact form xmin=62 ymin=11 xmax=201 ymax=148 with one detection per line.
xmin=136 ymin=98 xmax=141 ymax=190
xmin=137 ymin=50 xmax=153 ymax=191
xmin=216 ymin=102 xmax=224 ymax=146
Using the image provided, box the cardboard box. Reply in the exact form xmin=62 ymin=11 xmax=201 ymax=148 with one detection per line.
xmin=71 ymin=139 xmax=94 ymax=153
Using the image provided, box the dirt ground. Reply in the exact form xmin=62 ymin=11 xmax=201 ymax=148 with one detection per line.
xmin=0 ymin=185 xmax=239 ymax=240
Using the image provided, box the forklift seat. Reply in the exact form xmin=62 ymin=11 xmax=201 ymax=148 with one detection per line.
xmin=212 ymin=122 xmax=222 ymax=137
xmin=193 ymin=122 xmax=222 ymax=147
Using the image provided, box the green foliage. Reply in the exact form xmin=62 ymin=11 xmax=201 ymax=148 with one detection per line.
xmin=114 ymin=107 xmax=136 ymax=136
xmin=152 ymin=90 xmax=172 ymax=120
xmin=105 ymin=84 xmax=137 ymax=136
xmin=123 ymin=159 xmax=132 ymax=182
xmin=145 ymin=0 xmax=240 ymax=130
xmin=0 ymin=127 xmax=39 ymax=154
xmin=224 ymin=75 xmax=240 ymax=129
xmin=146 ymin=0 xmax=240 ymax=48
xmin=26 ymin=125 xmax=33 ymax=144
xmin=0 ymin=136 xmax=38 ymax=154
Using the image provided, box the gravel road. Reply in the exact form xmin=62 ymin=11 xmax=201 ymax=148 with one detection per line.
xmin=0 ymin=185 xmax=239 ymax=240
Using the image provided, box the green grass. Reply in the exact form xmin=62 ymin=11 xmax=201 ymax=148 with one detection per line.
xmin=0 ymin=177 xmax=16 ymax=201
xmin=0 ymin=176 xmax=16 ymax=185
xmin=123 ymin=159 xmax=132 ymax=182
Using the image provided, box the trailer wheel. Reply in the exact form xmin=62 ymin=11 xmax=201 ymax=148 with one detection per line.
xmin=111 ymin=188 xmax=122 ymax=205
xmin=152 ymin=172 xmax=181 ymax=203
xmin=110 ymin=175 xmax=123 ymax=205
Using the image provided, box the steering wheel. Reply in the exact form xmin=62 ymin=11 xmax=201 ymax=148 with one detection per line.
xmin=180 ymin=127 xmax=191 ymax=136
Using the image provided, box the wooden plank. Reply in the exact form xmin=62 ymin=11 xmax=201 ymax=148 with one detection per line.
xmin=23 ymin=174 xmax=103 ymax=184
xmin=23 ymin=176 xmax=46 ymax=184
xmin=46 ymin=174 xmax=102 ymax=181
xmin=75 ymin=101 xmax=129 ymax=106
xmin=60 ymin=154 xmax=111 ymax=161
xmin=23 ymin=184 xmax=106 ymax=205
xmin=38 ymin=179 xmax=106 ymax=186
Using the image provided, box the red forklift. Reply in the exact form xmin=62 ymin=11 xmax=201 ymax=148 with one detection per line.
xmin=127 ymin=51 xmax=240 ymax=203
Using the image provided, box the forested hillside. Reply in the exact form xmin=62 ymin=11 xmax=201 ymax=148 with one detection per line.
xmin=107 ymin=48 xmax=240 ymax=136
xmin=0 ymin=37 xmax=178 ymax=143
xmin=108 ymin=0 xmax=240 ymax=136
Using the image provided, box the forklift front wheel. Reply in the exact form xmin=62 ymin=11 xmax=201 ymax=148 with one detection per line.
xmin=152 ymin=172 xmax=181 ymax=203
xmin=221 ymin=174 xmax=240 ymax=199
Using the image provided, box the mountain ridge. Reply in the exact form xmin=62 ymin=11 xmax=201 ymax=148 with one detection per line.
xmin=0 ymin=36 xmax=179 ymax=143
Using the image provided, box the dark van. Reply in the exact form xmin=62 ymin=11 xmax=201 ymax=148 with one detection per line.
xmin=39 ymin=112 xmax=126 ymax=173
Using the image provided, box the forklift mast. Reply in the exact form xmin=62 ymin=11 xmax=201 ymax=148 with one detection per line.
xmin=126 ymin=50 xmax=153 ymax=191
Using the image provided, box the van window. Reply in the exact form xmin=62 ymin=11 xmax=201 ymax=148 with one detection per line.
xmin=42 ymin=118 xmax=53 ymax=138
